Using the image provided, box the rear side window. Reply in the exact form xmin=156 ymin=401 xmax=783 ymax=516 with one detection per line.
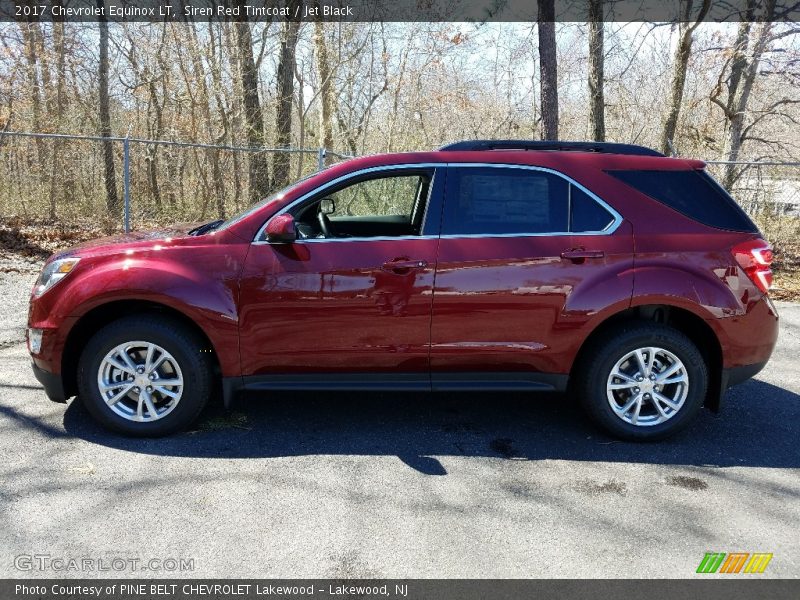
xmin=606 ymin=169 xmax=757 ymax=232
xmin=443 ymin=167 xmax=616 ymax=236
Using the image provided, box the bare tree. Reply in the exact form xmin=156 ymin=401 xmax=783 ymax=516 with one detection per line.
xmin=273 ymin=15 xmax=300 ymax=188
xmin=335 ymin=24 xmax=389 ymax=155
xmin=195 ymin=23 xmax=227 ymax=219
xmin=19 ymin=22 xmax=46 ymax=173
xmin=48 ymin=19 xmax=67 ymax=219
xmin=709 ymin=0 xmax=794 ymax=188
xmin=120 ymin=25 xmax=167 ymax=212
xmin=537 ymin=0 xmax=558 ymax=140
xmin=2 ymin=19 xmax=799 ymax=230
xmin=587 ymin=0 xmax=605 ymax=141
xmin=659 ymin=0 xmax=711 ymax=156
xmin=314 ymin=19 xmax=335 ymax=160
xmin=234 ymin=17 xmax=270 ymax=202
xmin=98 ymin=1 xmax=120 ymax=217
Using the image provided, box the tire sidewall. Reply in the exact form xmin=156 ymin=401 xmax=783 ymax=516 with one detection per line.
xmin=77 ymin=318 xmax=210 ymax=436
xmin=583 ymin=326 xmax=707 ymax=441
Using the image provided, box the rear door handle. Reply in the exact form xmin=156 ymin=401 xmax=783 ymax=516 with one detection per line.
xmin=561 ymin=249 xmax=605 ymax=260
xmin=382 ymin=259 xmax=428 ymax=273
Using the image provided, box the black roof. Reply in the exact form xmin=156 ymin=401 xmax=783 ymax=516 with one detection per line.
xmin=438 ymin=140 xmax=665 ymax=157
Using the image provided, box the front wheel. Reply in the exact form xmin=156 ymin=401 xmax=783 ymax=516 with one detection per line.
xmin=77 ymin=315 xmax=214 ymax=436
xmin=578 ymin=323 xmax=708 ymax=441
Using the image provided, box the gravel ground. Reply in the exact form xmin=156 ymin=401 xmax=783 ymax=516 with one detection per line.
xmin=0 ymin=259 xmax=798 ymax=578
xmin=0 ymin=256 xmax=42 ymax=348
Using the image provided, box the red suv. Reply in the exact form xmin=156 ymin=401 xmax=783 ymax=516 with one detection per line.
xmin=27 ymin=140 xmax=778 ymax=440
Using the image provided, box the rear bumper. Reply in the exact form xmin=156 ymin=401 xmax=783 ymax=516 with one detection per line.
xmin=722 ymin=361 xmax=768 ymax=390
xmin=31 ymin=361 xmax=68 ymax=403
xmin=706 ymin=360 xmax=768 ymax=413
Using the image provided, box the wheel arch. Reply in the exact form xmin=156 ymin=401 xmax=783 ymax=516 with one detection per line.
xmin=61 ymin=299 xmax=222 ymax=400
xmin=570 ymin=303 xmax=724 ymax=411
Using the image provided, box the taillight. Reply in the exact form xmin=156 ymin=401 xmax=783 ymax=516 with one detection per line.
xmin=732 ymin=239 xmax=773 ymax=294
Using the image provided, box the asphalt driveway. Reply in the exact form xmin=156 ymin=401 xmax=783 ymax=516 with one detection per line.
xmin=0 ymin=295 xmax=798 ymax=578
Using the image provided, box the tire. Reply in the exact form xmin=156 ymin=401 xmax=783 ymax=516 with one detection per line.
xmin=77 ymin=315 xmax=214 ymax=436
xmin=577 ymin=322 xmax=708 ymax=441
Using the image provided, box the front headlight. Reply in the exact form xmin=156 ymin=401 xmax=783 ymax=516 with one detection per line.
xmin=33 ymin=257 xmax=80 ymax=297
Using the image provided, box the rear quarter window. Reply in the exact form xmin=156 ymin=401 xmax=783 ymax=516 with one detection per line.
xmin=606 ymin=169 xmax=757 ymax=232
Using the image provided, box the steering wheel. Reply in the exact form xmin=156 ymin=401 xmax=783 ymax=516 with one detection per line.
xmin=317 ymin=211 xmax=333 ymax=238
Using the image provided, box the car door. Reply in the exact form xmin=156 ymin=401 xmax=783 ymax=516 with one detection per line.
xmin=430 ymin=164 xmax=634 ymax=389
xmin=237 ymin=165 xmax=444 ymax=388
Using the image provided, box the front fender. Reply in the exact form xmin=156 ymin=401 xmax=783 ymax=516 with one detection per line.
xmin=30 ymin=245 xmax=248 ymax=377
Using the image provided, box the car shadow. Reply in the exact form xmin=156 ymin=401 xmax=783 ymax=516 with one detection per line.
xmin=58 ymin=377 xmax=800 ymax=473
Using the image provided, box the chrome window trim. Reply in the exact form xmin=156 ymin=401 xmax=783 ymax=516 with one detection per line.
xmin=252 ymin=162 xmax=623 ymax=244
xmin=294 ymin=235 xmax=438 ymax=243
xmin=442 ymin=163 xmax=622 ymax=238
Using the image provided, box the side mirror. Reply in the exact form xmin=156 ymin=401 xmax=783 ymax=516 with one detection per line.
xmin=319 ymin=197 xmax=336 ymax=215
xmin=265 ymin=214 xmax=297 ymax=243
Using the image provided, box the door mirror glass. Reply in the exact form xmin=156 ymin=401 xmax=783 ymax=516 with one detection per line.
xmin=319 ymin=197 xmax=336 ymax=215
xmin=265 ymin=214 xmax=297 ymax=243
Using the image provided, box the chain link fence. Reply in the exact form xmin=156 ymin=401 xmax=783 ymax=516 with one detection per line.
xmin=0 ymin=131 xmax=798 ymax=276
xmin=0 ymin=130 xmax=350 ymax=232
xmin=705 ymin=161 xmax=800 ymax=277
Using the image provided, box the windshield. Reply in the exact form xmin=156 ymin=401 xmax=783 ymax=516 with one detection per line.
xmin=217 ymin=172 xmax=318 ymax=231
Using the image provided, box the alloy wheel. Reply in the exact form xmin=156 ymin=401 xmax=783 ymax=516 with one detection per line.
xmin=97 ymin=341 xmax=184 ymax=423
xmin=606 ymin=346 xmax=689 ymax=427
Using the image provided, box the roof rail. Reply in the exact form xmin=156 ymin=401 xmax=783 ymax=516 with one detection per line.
xmin=438 ymin=139 xmax=665 ymax=157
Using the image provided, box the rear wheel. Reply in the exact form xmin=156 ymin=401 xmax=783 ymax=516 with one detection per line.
xmin=77 ymin=315 xmax=214 ymax=436
xmin=578 ymin=323 xmax=707 ymax=441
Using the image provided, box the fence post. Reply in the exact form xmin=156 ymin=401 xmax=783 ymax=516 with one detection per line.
xmin=317 ymin=147 xmax=326 ymax=171
xmin=123 ymin=134 xmax=130 ymax=233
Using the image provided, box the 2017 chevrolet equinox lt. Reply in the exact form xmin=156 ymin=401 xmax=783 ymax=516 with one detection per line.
xmin=27 ymin=140 xmax=779 ymax=440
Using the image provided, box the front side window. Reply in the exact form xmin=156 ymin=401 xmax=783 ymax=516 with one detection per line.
xmin=326 ymin=175 xmax=421 ymax=218
xmin=442 ymin=167 xmax=615 ymax=236
xmin=292 ymin=170 xmax=433 ymax=239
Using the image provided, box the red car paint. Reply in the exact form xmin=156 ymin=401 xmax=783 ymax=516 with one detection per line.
xmin=28 ymin=148 xmax=779 ymax=406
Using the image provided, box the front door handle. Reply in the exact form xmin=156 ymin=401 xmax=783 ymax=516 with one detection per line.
xmin=382 ymin=258 xmax=428 ymax=274
xmin=561 ymin=249 xmax=605 ymax=261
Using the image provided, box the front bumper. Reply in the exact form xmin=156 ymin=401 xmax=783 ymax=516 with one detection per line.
xmin=32 ymin=361 xmax=67 ymax=403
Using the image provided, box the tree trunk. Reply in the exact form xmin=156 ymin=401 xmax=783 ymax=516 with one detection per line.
xmin=587 ymin=0 xmax=605 ymax=142
xmin=20 ymin=22 xmax=46 ymax=174
xmin=659 ymin=29 xmax=692 ymax=156
xmin=659 ymin=0 xmax=711 ymax=156
xmin=273 ymin=17 xmax=300 ymax=189
xmin=192 ymin=23 xmax=227 ymax=219
xmin=537 ymin=1 xmax=558 ymax=141
xmin=315 ymin=19 xmax=335 ymax=159
xmin=223 ymin=22 xmax=242 ymax=210
xmin=145 ymin=92 xmax=163 ymax=213
xmin=48 ymin=20 xmax=66 ymax=220
xmin=98 ymin=3 xmax=120 ymax=218
xmin=234 ymin=20 xmax=270 ymax=202
xmin=721 ymin=19 xmax=773 ymax=189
